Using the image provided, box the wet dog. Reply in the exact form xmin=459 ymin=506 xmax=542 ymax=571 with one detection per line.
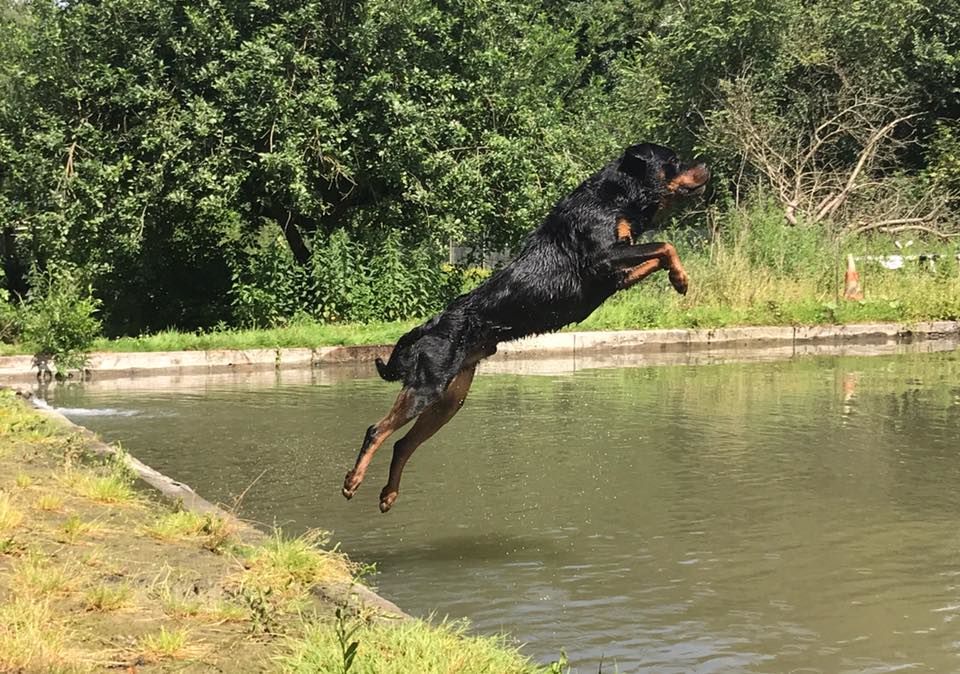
xmin=343 ymin=143 xmax=710 ymax=512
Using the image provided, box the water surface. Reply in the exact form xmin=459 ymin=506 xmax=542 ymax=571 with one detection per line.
xmin=48 ymin=351 xmax=960 ymax=672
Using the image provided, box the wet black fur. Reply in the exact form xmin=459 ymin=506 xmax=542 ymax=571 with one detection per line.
xmin=376 ymin=143 xmax=699 ymax=412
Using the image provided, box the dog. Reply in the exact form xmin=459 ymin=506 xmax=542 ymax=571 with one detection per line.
xmin=342 ymin=143 xmax=710 ymax=512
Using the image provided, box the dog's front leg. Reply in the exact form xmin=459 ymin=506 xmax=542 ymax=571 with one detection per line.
xmin=606 ymin=242 xmax=688 ymax=294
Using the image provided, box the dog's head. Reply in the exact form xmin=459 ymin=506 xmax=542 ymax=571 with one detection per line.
xmin=619 ymin=143 xmax=710 ymax=201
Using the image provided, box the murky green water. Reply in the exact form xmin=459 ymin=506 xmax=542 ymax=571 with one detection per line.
xmin=47 ymin=351 xmax=960 ymax=672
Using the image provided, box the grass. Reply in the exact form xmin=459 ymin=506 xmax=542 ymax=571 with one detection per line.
xmin=59 ymin=514 xmax=104 ymax=542
xmin=138 ymin=626 xmax=194 ymax=663
xmin=93 ymin=319 xmax=419 ymax=353
xmin=64 ymin=471 xmax=138 ymax=505
xmin=0 ymin=491 xmax=24 ymax=534
xmin=160 ymin=593 xmax=248 ymax=623
xmin=0 ymin=598 xmax=80 ymax=673
xmin=282 ymin=618 xmax=545 ymax=674
xmin=82 ymin=583 xmax=132 ymax=612
xmin=35 ymin=492 xmax=65 ymax=511
xmin=11 ymin=554 xmax=81 ymax=596
xmin=143 ymin=510 xmax=235 ymax=550
xmin=578 ymin=206 xmax=960 ymax=332
xmin=231 ymin=529 xmax=354 ymax=600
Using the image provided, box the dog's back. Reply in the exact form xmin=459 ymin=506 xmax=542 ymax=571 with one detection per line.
xmin=377 ymin=143 xmax=699 ymax=390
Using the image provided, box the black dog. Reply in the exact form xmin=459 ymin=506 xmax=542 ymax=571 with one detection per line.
xmin=343 ymin=143 xmax=710 ymax=512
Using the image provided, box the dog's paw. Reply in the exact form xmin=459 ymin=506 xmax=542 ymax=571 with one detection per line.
xmin=669 ymin=268 xmax=689 ymax=295
xmin=342 ymin=471 xmax=362 ymax=500
xmin=379 ymin=487 xmax=398 ymax=513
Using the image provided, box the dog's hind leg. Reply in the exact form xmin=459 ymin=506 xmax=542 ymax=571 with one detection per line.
xmin=343 ymin=388 xmax=425 ymax=500
xmin=378 ymin=364 xmax=478 ymax=513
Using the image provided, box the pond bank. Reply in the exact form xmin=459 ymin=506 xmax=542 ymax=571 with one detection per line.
xmin=0 ymin=320 xmax=957 ymax=382
xmin=0 ymin=391 xmax=552 ymax=673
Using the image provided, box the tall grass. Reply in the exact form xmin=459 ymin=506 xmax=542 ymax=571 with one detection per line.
xmin=581 ymin=200 xmax=960 ymax=331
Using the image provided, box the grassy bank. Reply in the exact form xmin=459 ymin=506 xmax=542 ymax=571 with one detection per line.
xmin=2 ymin=209 xmax=958 ymax=358
xmin=96 ymin=225 xmax=960 ymax=353
xmin=0 ymin=391 xmax=554 ymax=673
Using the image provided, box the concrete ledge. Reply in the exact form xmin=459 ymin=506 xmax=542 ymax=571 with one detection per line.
xmin=0 ymin=321 xmax=956 ymax=381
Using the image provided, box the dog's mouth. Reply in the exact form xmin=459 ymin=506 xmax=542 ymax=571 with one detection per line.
xmin=667 ymin=163 xmax=710 ymax=197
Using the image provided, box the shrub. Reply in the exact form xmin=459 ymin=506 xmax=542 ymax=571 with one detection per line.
xmin=20 ymin=268 xmax=101 ymax=375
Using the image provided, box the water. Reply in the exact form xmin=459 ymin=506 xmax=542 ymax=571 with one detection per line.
xmin=46 ymin=350 xmax=960 ymax=672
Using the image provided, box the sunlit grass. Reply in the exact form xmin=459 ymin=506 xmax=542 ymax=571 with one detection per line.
xmin=59 ymin=514 xmax=105 ymax=543
xmin=0 ymin=492 xmax=24 ymax=535
xmin=0 ymin=597 xmax=80 ymax=673
xmin=157 ymin=586 xmax=248 ymax=623
xmin=281 ymin=618 xmax=546 ymax=674
xmin=63 ymin=471 xmax=138 ymax=506
xmin=11 ymin=554 xmax=81 ymax=596
xmin=231 ymin=530 xmax=354 ymax=599
xmin=138 ymin=626 xmax=195 ymax=663
xmin=143 ymin=510 xmax=235 ymax=550
xmin=82 ymin=583 xmax=133 ymax=612
xmin=14 ymin=473 xmax=32 ymax=489
xmin=35 ymin=492 xmax=64 ymax=512
xmin=90 ymin=319 xmax=419 ymax=353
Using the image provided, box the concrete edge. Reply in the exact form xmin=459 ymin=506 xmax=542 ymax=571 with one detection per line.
xmin=12 ymin=391 xmax=409 ymax=621
xmin=0 ymin=321 xmax=957 ymax=381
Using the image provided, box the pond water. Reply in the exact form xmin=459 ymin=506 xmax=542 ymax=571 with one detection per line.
xmin=47 ymin=349 xmax=960 ymax=673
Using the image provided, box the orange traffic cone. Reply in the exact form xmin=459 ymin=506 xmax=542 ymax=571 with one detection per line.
xmin=843 ymin=254 xmax=863 ymax=301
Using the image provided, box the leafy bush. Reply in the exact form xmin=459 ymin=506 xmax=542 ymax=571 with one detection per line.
xmin=230 ymin=229 xmax=464 ymax=326
xmin=310 ymin=230 xmax=374 ymax=323
xmin=20 ymin=268 xmax=102 ymax=374
xmin=229 ymin=236 xmax=305 ymax=328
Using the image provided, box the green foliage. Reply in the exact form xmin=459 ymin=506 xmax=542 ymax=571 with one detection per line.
xmin=1 ymin=0 xmax=958 ymax=337
xmin=334 ymin=605 xmax=360 ymax=674
xmin=20 ymin=268 xmax=101 ymax=374
xmin=230 ymin=228 xmax=460 ymax=326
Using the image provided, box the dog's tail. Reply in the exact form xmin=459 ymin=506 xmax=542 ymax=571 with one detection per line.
xmin=374 ymin=356 xmax=400 ymax=381
xmin=374 ymin=324 xmax=425 ymax=382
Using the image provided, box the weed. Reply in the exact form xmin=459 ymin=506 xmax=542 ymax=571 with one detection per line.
xmin=60 ymin=514 xmax=104 ymax=542
xmin=14 ymin=473 xmax=32 ymax=489
xmin=282 ymin=618 xmax=541 ymax=674
xmin=0 ymin=597 xmax=76 ymax=672
xmin=546 ymin=651 xmax=570 ymax=674
xmin=138 ymin=626 xmax=193 ymax=662
xmin=68 ymin=472 xmax=138 ymax=505
xmin=0 ymin=537 xmax=25 ymax=555
xmin=233 ymin=529 xmax=353 ymax=598
xmin=144 ymin=510 xmax=234 ymax=550
xmin=12 ymin=554 xmax=79 ymax=596
xmin=83 ymin=583 xmax=132 ymax=612
xmin=0 ymin=492 xmax=24 ymax=534
xmin=335 ymin=605 xmax=360 ymax=674
xmin=35 ymin=493 xmax=64 ymax=512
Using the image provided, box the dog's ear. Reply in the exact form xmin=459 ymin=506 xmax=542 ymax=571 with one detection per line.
xmin=620 ymin=143 xmax=657 ymax=174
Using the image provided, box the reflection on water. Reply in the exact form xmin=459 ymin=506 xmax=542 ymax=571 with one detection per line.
xmin=48 ymin=351 xmax=960 ymax=673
